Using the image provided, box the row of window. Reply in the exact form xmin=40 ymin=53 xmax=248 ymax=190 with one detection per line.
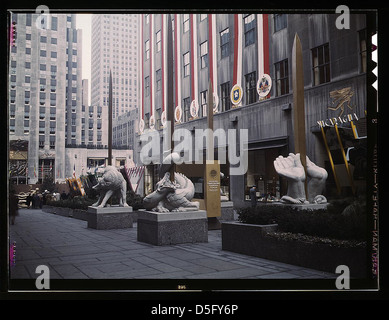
xmin=144 ymin=13 xmax=285 ymax=35
xmin=143 ymin=27 xmax=366 ymax=108
xmin=10 ymin=31 xmax=76 ymax=58
xmin=144 ymin=14 xmax=286 ymax=63
xmin=21 ymin=14 xmax=58 ymax=31
xmin=141 ymin=31 xmax=367 ymax=129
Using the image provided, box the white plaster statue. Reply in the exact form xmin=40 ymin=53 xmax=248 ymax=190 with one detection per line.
xmin=92 ymin=166 xmax=129 ymax=208
xmin=143 ymin=152 xmax=200 ymax=212
xmin=274 ymin=153 xmax=328 ymax=204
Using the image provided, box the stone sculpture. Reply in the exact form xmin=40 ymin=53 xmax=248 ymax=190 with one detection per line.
xmin=92 ymin=166 xmax=129 ymax=208
xmin=143 ymin=153 xmax=199 ymax=212
xmin=274 ymin=153 xmax=328 ymax=204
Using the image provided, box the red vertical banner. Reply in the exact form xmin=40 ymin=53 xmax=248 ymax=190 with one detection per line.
xmin=174 ymin=14 xmax=178 ymax=107
xmin=161 ymin=14 xmax=165 ymax=112
xmin=149 ymin=14 xmax=153 ymax=117
xmin=262 ymin=14 xmax=270 ymax=75
xmin=190 ymin=15 xmax=195 ymax=100
xmin=208 ymin=14 xmax=214 ymax=89
xmin=189 ymin=15 xmax=199 ymax=117
xmin=174 ymin=14 xmax=180 ymax=109
xmin=140 ymin=14 xmax=144 ymax=120
xmin=230 ymin=14 xmax=243 ymax=107
xmin=256 ymin=14 xmax=270 ymax=100
xmin=232 ymin=14 xmax=243 ymax=88
xmin=232 ymin=14 xmax=239 ymax=86
xmin=207 ymin=14 xmax=218 ymax=111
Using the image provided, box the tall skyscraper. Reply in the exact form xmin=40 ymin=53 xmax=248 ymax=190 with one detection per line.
xmin=9 ymin=12 xmax=82 ymax=183
xmin=91 ymin=14 xmax=139 ymax=119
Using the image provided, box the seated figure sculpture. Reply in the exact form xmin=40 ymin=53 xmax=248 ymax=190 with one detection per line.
xmin=274 ymin=153 xmax=328 ymax=204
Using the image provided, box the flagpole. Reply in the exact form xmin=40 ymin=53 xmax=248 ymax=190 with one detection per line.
xmin=108 ymin=70 xmax=113 ymax=166
xmin=167 ymin=14 xmax=175 ymax=182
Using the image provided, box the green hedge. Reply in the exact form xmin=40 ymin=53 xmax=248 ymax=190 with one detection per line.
xmin=46 ymin=196 xmax=95 ymax=211
xmin=46 ymin=190 xmax=144 ymax=211
xmin=237 ymin=197 xmax=366 ymax=241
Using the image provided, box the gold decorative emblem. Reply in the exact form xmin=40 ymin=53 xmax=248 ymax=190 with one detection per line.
xmin=328 ymin=87 xmax=354 ymax=117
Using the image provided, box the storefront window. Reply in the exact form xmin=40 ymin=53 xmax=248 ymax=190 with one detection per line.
xmin=244 ymin=148 xmax=284 ymax=202
xmin=87 ymin=158 xmax=106 ymax=168
xmin=144 ymin=164 xmax=159 ymax=195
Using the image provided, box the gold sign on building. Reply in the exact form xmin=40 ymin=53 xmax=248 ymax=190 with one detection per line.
xmin=9 ymin=150 xmax=28 ymax=160
xmin=328 ymin=87 xmax=355 ymax=117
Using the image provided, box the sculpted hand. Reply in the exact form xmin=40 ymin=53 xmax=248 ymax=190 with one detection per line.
xmin=274 ymin=153 xmax=307 ymax=203
xmin=306 ymin=156 xmax=328 ymax=203
xmin=306 ymin=156 xmax=328 ymax=180
xmin=274 ymin=153 xmax=305 ymax=181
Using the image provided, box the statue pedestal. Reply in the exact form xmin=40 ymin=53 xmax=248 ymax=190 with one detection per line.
xmin=221 ymin=201 xmax=235 ymax=220
xmin=87 ymin=206 xmax=133 ymax=230
xmin=137 ymin=210 xmax=208 ymax=246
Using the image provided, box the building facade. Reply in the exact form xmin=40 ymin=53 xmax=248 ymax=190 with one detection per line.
xmin=135 ymin=13 xmax=369 ymax=206
xmin=91 ymin=14 xmax=139 ymax=118
xmin=113 ymin=108 xmax=139 ymax=151
xmin=8 ymin=13 xmax=133 ymax=184
xmin=9 ymin=13 xmax=82 ymax=184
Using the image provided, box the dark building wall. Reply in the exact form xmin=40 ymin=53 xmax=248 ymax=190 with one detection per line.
xmin=136 ymin=13 xmax=367 ymax=204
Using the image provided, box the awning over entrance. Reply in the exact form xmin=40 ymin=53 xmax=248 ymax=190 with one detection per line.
xmin=248 ymin=136 xmax=289 ymax=151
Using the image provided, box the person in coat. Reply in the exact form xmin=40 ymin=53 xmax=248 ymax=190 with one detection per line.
xmin=249 ymin=185 xmax=257 ymax=208
xmin=9 ymin=191 xmax=19 ymax=225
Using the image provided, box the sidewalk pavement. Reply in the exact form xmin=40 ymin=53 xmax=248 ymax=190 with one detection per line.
xmin=9 ymin=208 xmax=336 ymax=281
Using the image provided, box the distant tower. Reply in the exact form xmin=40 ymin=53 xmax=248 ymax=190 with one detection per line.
xmin=91 ymin=14 xmax=139 ymax=118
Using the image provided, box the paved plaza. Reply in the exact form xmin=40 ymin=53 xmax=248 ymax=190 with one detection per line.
xmin=9 ymin=208 xmax=336 ymax=281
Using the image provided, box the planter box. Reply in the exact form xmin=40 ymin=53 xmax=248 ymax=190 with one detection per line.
xmin=220 ymin=201 xmax=235 ymax=221
xmin=42 ymin=205 xmax=89 ymax=221
xmin=72 ymin=209 xmax=89 ymax=221
xmin=222 ymin=221 xmax=367 ymax=278
xmin=42 ymin=205 xmax=135 ymax=223
xmin=42 ymin=205 xmax=72 ymax=217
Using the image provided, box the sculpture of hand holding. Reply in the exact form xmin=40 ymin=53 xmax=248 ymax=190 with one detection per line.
xmin=274 ymin=153 xmax=307 ymax=203
xmin=274 ymin=153 xmax=328 ymax=204
xmin=306 ymin=156 xmax=328 ymax=203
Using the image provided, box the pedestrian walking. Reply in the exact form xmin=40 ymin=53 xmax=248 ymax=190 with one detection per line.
xmin=33 ymin=193 xmax=40 ymax=209
xmin=42 ymin=192 xmax=47 ymax=206
xmin=250 ymin=185 xmax=257 ymax=208
xmin=39 ymin=193 xmax=43 ymax=209
xmin=26 ymin=193 xmax=32 ymax=209
xmin=9 ymin=191 xmax=19 ymax=225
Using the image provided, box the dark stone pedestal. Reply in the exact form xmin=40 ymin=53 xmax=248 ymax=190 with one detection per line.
xmin=137 ymin=210 xmax=208 ymax=246
xmin=87 ymin=206 xmax=133 ymax=230
xmin=220 ymin=201 xmax=235 ymax=220
xmin=208 ymin=217 xmax=221 ymax=230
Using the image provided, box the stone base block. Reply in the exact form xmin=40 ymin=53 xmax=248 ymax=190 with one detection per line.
xmin=220 ymin=201 xmax=235 ymax=220
xmin=137 ymin=210 xmax=208 ymax=246
xmin=208 ymin=217 xmax=221 ymax=230
xmin=87 ymin=206 xmax=133 ymax=230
